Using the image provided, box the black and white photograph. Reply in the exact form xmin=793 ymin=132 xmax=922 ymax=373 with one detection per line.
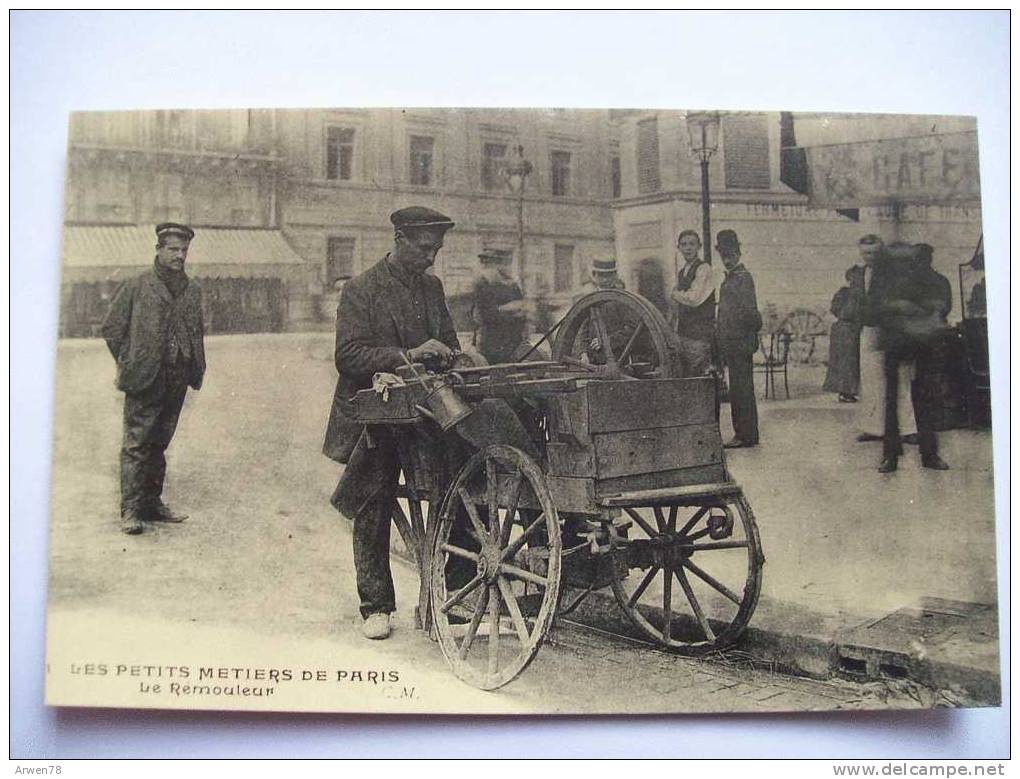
xmin=44 ymin=105 xmax=1000 ymax=714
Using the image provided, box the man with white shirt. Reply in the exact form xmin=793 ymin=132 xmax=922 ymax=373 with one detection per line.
xmin=670 ymin=229 xmax=716 ymax=376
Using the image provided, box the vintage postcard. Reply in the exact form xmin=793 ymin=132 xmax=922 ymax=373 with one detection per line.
xmin=45 ymin=107 xmax=998 ymax=714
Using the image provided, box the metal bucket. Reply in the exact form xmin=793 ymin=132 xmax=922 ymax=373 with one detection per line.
xmin=421 ymin=378 xmax=473 ymax=432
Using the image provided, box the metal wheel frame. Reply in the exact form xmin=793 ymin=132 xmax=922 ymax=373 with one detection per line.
xmin=608 ymin=491 xmax=764 ymax=655
xmin=551 ymin=289 xmax=683 ymax=379
xmin=430 ymin=445 xmax=563 ymax=690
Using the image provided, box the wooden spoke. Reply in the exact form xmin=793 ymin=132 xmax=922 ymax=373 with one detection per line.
xmin=675 ymin=567 xmax=716 ymax=642
xmin=617 ymin=320 xmax=647 ymax=366
xmin=485 ymin=458 xmax=499 ymax=539
xmin=500 ymin=472 xmax=523 ymax=548
xmin=439 ymin=543 xmax=479 ymax=562
xmin=501 ymin=513 xmax=546 ymax=562
xmin=623 ymin=507 xmax=658 ymax=538
xmin=610 ymin=494 xmax=762 ymax=655
xmin=497 ymin=576 xmax=531 ymax=643
xmin=681 ymin=558 xmax=743 ymax=605
xmin=432 ymin=444 xmax=563 ymax=690
xmin=627 ymin=566 xmax=659 ymax=608
xmin=487 ymin=584 xmax=501 ymax=676
xmin=678 ymin=506 xmax=709 ymax=536
xmin=652 ymin=506 xmax=667 ymax=533
xmin=441 ymin=574 xmax=484 ymax=614
xmin=590 ymin=306 xmax=615 ymax=364
xmin=662 ymin=564 xmax=673 ymax=643
xmin=685 ymin=526 xmax=714 ymax=543
xmin=459 ymin=586 xmax=490 ymax=659
xmin=682 ymin=541 xmax=749 ymax=552
xmin=457 ymin=487 xmax=489 ymax=540
xmin=500 ymin=562 xmax=548 ymax=588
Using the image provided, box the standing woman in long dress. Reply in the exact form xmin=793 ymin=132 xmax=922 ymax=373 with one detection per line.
xmin=823 ymin=265 xmax=865 ymax=402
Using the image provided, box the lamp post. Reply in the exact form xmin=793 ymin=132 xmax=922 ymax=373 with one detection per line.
xmin=686 ymin=111 xmax=721 ymax=264
xmin=502 ymin=144 xmax=533 ymax=290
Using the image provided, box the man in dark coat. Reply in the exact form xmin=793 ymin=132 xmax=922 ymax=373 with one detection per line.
xmin=101 ymin=223 xmax=206 ymax=535
xmin=716 ymin=230 xmax=763 ymax=448
xmin=470 ymin=248 xmax=527 ymax=364
xmin=864 ymin=243 xmax=951 ymax=473
xmin=322 ymin=206 xmax=461 ymax=640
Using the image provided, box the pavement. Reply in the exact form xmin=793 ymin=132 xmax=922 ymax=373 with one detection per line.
xmin=45 ymin=334 xmax=1001 ymax=712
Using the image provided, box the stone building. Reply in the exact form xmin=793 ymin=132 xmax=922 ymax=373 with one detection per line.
xmin=61 ymin=109 xmax=310 ymax=335
xmin=273 ymin=107 xmax=617 ymax=324
xmin=60 ymin=107 xmax=618 ymax=333
xmin=611 ymin=111 xmax=983 ymax=326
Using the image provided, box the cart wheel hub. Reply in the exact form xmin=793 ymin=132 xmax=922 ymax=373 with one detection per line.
xmin=477 ymin=546 xmax=502 ymax=584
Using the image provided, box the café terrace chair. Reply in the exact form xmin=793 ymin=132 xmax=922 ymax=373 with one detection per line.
xmin=754 ymin=331 xmax=792 ymax=400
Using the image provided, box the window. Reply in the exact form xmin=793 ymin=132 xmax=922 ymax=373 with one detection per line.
xmin=409 ymin=135 xmax=435 ymax=186
xmin=610 ymin=155 xmax=621 ymax=198
xmin=550 ymin=150 xmax=572 ymax=197
xmin=723 ymin=113 xmax=771 ymax=189
xmin=152 ymin=172 xmax=185 ymax=223
xmin=326 ymin=126 xmax=355 ymax=181
xmin=96 ymin=168 xmax=132 ymax=220
xmin=327 ymin=237 xmax=357 ymax=283
xmin=155 ymin=110 xmax=191 ymax=149
xmin=482 ymin=142 xmax=507 ymax=191
xmin=231 ymin=179 xmax=259 ymax=225
xmin=637 ymin=118 xmax=661 ymax=194
xmin=553 ymin=244 xmax=575 ymax=294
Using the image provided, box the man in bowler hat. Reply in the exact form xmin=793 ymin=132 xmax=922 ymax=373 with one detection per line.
xmin=322 ymin=206 xmax=462 ymax=641
xmin=101 ymin=223 xmax=206 ymax=534
xmin=716 ymin=230 xmax=762 ymax=448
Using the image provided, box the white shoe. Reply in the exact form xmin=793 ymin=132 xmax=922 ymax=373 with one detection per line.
xmin=361 ymin=613 xmax=391 ymax=640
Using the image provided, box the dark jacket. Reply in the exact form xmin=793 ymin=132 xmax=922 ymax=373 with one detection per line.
xmin=717 ymin=263 xmax=763 ymax=356
xmin=100 ymin=268 xmax=206 ymax=394
xmin=322 ymin=256 xmax=460 ymax=464
xmin=863 ymin=259 xmax=951 ymax=355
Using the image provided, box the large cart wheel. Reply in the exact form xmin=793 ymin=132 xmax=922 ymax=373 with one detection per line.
xmin=430 ymin=445 xmax=562 ymax=690
xmin=779 ymin=308 xmax=826 ymax=364
xmin=609 ymin=491 xmax=763 ymax=654
xmin=551 ymin=289 xmax=683 ymax=378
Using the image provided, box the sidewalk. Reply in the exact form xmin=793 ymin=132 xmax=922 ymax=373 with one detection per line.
xmin=557 ymin=388 xmax=1000 ymax=703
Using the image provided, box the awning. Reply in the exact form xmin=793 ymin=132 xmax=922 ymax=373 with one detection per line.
xmin=62 ymin=225 xmax=306 ymax=269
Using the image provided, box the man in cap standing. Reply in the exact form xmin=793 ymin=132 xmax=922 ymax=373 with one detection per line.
xmin=101 ymin=223 xmax=206 ymax=535
xmin=470 ymin=248 xmax=528 ymax=364
xmin=716 ymin=230 xmax=762 ymax=448
xmin=323 ymin=206 xmax=461 ymax=640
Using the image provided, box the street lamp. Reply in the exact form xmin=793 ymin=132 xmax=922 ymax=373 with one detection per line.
xmin=502 ymin=144 xmax=533 ymax=290
xmin=686 ymin=111 xmax=721 ymax=264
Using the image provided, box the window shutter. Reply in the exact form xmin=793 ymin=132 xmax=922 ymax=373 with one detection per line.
xmin=637 ymin=118 xmax=661 ymax=194
xmin=723 ymin=114 xmax=771 ymax=189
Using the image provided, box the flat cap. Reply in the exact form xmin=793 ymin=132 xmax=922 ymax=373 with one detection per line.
xmin=390 ymin=206 xmax=455 ymax=232
xmin=478 ymin=248 xmax=512 ymax=263
xmin=155 ymin=222 xmax=195 ymax=241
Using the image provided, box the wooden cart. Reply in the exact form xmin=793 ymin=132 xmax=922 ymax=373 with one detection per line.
xmin=350 ymin=290 xmax=765 ymax=690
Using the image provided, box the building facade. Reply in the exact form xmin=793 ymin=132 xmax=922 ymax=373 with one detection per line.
xmin=274 ymin=107 xmax=617 ymax=323
xmin=60 ymin=108 xmax=983 ymax=336
xmin=611 ymin=111 xmax=983 ymax=324
xmin=62 ymin=109 xmax=311 ymax=335
xmin=61 ymin=107 xmax=618 ymax=333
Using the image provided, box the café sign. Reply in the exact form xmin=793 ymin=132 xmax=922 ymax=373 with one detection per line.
xmin=805 ymin=130 xmax=980 ymax=208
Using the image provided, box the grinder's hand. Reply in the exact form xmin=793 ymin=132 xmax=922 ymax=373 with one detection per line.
xmin=408 ymin=338 xmax=455 ymax=368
